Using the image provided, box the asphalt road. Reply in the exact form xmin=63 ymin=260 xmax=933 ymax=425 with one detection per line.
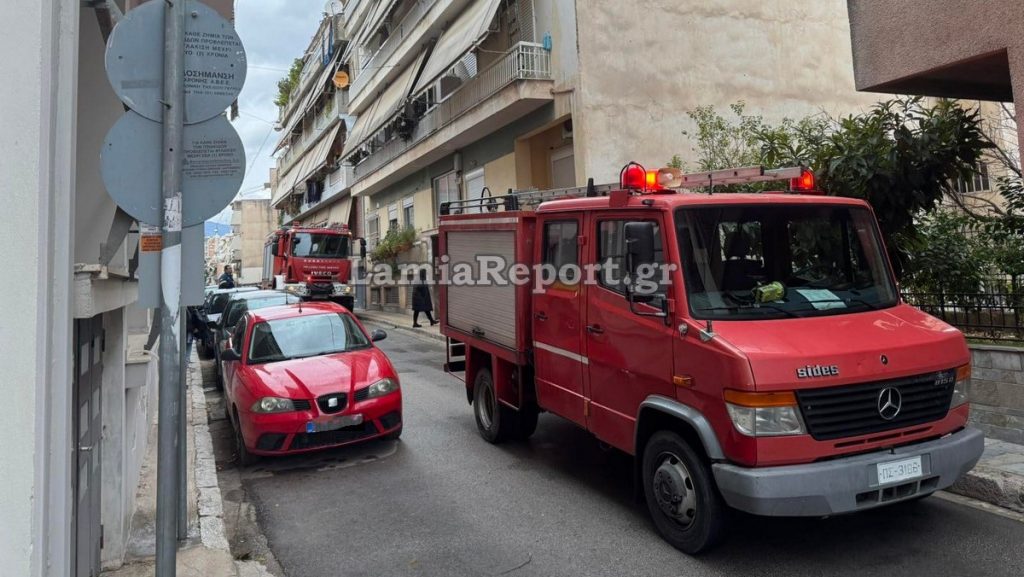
xmin=211 ymin=325 xmax=1024 ymax=577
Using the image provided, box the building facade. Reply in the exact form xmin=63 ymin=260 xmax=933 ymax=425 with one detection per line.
xmin=0 ymin=1 xmax=234 ymax=575
xmin=271 ymin=0 xmax=876 ymax=313
xmin=230 ymin=198 xmax=276 ymax=285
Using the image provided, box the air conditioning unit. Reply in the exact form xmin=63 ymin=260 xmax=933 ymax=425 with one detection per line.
xmin=561 ymin=119 xmax=573 ymax=140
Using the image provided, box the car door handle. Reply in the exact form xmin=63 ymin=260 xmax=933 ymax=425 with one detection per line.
xmin=586 ymin=324 xmax=604 ymax=334
xmin=535 ymin=312 xmax=548 ymax=321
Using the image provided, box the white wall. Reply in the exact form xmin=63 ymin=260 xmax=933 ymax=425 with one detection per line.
xmin=572 ymin=0 xmax=878 ymax=184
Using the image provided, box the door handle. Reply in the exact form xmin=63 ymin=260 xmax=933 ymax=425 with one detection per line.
xmin=79 ymin=445 xmax=93 ymax=452
xmin=535 ymin=312 xmax=548 ymax=321
xmin=586 ymin=324 xmax=604 ymax=334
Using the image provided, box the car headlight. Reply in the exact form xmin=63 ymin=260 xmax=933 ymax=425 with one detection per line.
xmin=951 ymin=364 xmax=970 ymax=408
xmin=724 ymin=390 xmax=806 ymax=437
xmin=365 ymin=378 xmax=399 ymax=399
xmin=251 ymin=397 xmax=297 ymax=413
xmin=340 ymin=284 xmax=353 ymax=296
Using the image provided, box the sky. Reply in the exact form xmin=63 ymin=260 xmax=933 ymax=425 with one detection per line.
xmin=210 ymin=0 xmax=329 ymax=223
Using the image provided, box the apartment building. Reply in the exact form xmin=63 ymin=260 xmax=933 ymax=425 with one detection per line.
xmin=316 ymin=0 xmax=875 ymax=312
xmin=230 ymin=198 xmax=276 ymax=285
xmin=1 ymin=1 xmax=234 ymax=576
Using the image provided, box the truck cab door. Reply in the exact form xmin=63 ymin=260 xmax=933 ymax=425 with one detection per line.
xmin=532 ymin=214 xmax=587 ymax=427
xmin=584 ymin=213 xmax=675 ymax=452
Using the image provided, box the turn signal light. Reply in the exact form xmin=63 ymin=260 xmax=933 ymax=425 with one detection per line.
xmin=723 ymin=389 xmax=798 ymax=408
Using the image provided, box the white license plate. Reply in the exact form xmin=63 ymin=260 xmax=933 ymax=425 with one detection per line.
xmin=876 ymin=456 xmax=923 ymax=485
xmin=306 ymin=413 xmax=363 ymax=433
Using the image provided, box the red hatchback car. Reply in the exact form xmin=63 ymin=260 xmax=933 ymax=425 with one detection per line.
xmin=219 ymin=302 xmax=401 ymax=464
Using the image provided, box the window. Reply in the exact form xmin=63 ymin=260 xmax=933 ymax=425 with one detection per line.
xmin=366 ymin=214 xmax=379 ymax=249
xmin=551 ymin=145 xmax=575 ymax=189
xmin=464 ymin=168 xmax=485 ymax=214
xmin=953 ymin=162 xmax=991 ymax=194
xmin=388 ymin=203 xmax=399 ymax=231
xmin=248 ymin=313 xmax=371 ymax=364
xmin=291 ymin=233 xmax=349 ymax=258
xmin=597 ymin=220 xmax=665 ymax=295
xmin=434 ymin=171 xmax=460 ymax=217
xmin=231 ymin=318 xmax=247 ymax=354
xmin=403 ymin=196 xmax=415 ymax=230
xmin=542 ymin=220 xmax=579 ymax=288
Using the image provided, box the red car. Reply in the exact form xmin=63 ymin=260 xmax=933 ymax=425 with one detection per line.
xmin=219 ymin=302 xmax=401 ymax=464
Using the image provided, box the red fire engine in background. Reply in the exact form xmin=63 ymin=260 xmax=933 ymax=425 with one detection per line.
xmin=438 ymin=163 xmax=983 ymax=553
xmin=262 ymin=222 xmax=358 ymax=310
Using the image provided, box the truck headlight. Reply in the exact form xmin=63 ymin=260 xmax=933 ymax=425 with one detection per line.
xmin=251 ymin=397 xmax=298 ymax=413
xmin=333 ymin=283 xmax=353 ymax=296
xmin=724 ymin=390 xmax=806 ymax=437
xmin=951 ymin=364 xmax=970 ymax=408
xmin=365 ymin=378 xmax=399 ymax=399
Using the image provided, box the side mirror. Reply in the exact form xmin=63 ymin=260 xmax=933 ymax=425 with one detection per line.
xmin=220 ymin=348 xmax=241 ymax=362
xmin=624 ymin=221 xmax=669 ymax=321
xmin=370 ymin=328 xmax=387 ymax=342
xmin=271 ymin=243 xmax=279 ymax=257
xmin=359 ymin=237 xmax=367 ymax=260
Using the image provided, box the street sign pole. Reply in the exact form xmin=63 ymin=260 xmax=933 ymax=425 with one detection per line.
xmin=156 ymin=0 xmax=185 ymax=574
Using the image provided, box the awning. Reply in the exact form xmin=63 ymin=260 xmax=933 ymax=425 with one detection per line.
xmin=272 ymin=123 xmax=342 ymax=205
xmin=413 ymin=0 xmax=502 ymax=94
xmin=326 ymin=195 xmax=353 ymax=227
xmin=341 ymin=50 xmax=427 ymax=157
xmin=274 ymin=52 xmax=343 ymax=154
xmin=353 ymin=0 xmax=399 ymax=51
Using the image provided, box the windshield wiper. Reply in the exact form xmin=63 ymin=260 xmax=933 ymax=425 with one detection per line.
xmin=698 ymin=304 xmax=801 ymax=318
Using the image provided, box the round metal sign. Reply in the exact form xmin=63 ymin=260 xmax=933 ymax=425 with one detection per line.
xmin=101 ymin=111 xmax=246 ymax=227
xmin=105 ymin=0 xmax=247 ymax=125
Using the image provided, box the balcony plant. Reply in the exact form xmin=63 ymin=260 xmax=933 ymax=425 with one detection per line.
xmin=370 ymin=227 xmax=417 ymax=265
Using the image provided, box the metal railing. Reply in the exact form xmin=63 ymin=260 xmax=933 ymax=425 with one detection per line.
xmin=351 ymin=41 xmax=552 ymax=180
xmin=903 ymin=277 xmax=1024 ymax=343
xmin=277 ymin=92 xmax=348 ymax=176
xmin=349 ymin=0 xmax=440 ymax=102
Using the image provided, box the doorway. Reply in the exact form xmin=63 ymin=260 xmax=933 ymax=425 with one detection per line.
xmin=73 ymin=315 xmax=104 ymax=577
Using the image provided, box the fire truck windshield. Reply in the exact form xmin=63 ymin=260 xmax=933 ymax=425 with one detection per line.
xmin=675 ymin=204 xmax=898 ymax=320
xmin=291 ymin=233 xmax=349 ymax=258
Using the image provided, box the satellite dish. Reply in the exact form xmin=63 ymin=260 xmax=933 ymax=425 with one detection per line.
xmin=333 ymin=70 xmax=350 ymax=89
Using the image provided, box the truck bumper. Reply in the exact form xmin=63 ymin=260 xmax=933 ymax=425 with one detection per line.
xmin=712 ymin=427 xmax=984 ymax=516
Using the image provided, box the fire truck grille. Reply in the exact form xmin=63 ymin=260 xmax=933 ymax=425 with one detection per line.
xmin=796 ymin=371 xmax=955 ymax=441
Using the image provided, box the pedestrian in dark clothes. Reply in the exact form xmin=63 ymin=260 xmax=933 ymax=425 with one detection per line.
xmin=412 ymin=268 xmax=437 ymax=328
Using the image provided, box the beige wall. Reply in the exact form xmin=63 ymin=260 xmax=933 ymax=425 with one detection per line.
xmin=573 ymin=0 xmax=876 ymax=185
xmin=234 ymin=200 xmax=275 ymax=284
xmin=482 ymin=152 xmax=518 ymax=196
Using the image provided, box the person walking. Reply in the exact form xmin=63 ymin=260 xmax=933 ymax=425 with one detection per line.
xmin=218 ymin=264 xmax=235 ymax=289
xmin=412 ymin=268 xmax=437 ymax=328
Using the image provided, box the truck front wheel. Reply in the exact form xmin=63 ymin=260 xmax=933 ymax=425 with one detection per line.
xmin=473 ymin=368 xmax=511 ymax=443
xmin=642 ymin=431 xmax=727 ymax=554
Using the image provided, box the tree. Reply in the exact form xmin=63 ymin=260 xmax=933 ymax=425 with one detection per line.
xmin=275 ymin=58 xmax=305 ymax=108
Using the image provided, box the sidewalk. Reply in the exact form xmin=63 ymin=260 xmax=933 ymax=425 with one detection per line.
xmin=950 ymin=438 xmax=1024 ymax=514
xmin=103 ymin=350 xmax=272 ymax=577
xmin=356 ymin=308 xmax=445 ymax=344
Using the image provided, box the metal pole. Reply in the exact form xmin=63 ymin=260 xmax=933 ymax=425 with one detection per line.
xmin=157 ymin=0 xmax=185 ymax=574
xmin=178 ymin=305 xmax=188 ymax=542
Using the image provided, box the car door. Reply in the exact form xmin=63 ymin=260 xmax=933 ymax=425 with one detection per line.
xmin=222 ymin=317 xmax=248 ymax=406
xmin=584 ymin=213 xmax=676 ymax=452
xmin=532 ymin=214 xmax=587 ymax=426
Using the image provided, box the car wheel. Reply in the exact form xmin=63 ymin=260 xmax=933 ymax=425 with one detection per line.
xmin=642 ymin=431 xmax=727 ymax=555
xmin=232 ymin=408 xmax=259 ymax=467
xmin=473 ymin=368 xmax=512 ymax=444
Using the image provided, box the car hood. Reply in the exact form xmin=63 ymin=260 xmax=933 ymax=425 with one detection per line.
xmin=710 ymin=303 xmax=969 ymax=391
xmin=248 ymin=347 xmax=394 ymax=399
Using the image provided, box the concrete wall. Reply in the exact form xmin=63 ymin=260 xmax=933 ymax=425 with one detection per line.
xmin=234 ymin=199 xmax=275 ymax=285
xmin=572 ymin=0 xmax=877 ymax=185
xmin=970 ymin=345 xmax=1024 ymax=444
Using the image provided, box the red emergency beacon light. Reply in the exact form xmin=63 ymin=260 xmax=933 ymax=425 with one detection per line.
xmin=790 ymin=169 xmax=818 ymax=193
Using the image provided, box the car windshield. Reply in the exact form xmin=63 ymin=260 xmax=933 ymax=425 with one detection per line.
xmin=675 ymin=204 xmax=898 ymax=320
xmin=224 ymin=295 xmax=299 ymax=328
xmin=248 ymin=313 xmax=370 ymax=364
xmin=292 ymin=233 xmax=349 ymax=258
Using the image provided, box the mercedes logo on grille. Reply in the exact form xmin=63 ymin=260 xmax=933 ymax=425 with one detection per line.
xmin=877 ymin=387 xmax=902 ymax=420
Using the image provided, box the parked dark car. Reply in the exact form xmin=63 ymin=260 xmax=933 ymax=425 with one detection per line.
xmin=197 ymin=287 xmax=258 ymax=358
xmin=212 ymin=290 xmax=300 ymax=384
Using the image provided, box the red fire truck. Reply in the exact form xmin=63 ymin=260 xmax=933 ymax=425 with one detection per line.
xmin=262 ymin=222 xmax=357 ymax=310
xmin=438 ymin=163 xmax=983 ymax=554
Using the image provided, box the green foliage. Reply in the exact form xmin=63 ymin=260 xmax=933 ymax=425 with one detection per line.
xmin=275 ymin=58 xmax=304 ymax=108
xmin=903 ymin=211 xmax=987 ymax=298
xmin=678 ymin=97 xmax=988 ymax=277
xmin=370 ymin=227 xmax=417 ymax=263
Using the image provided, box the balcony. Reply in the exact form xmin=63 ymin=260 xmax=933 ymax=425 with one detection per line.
xmin=348 ymin=0 xmax=441 ymax=107
xmin=351 ymin=42 xmax=552 ymax=189
xmin=277 ymin=90 xmax=349 ymax=179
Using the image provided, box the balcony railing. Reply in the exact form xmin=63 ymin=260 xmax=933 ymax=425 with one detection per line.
xmin=277 ymin=90 xmax=349 ymax=176
xmin=349 ymin=0 xmax=440 ymax=103
xmin=351 ymin=41 xmax=552 ymax=181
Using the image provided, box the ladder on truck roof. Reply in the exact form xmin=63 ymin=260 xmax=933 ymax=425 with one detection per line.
xmin=438 ymin=165 xmax=807 ymax=215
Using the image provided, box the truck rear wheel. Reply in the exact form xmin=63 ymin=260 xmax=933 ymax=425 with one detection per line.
xmin=473 ymin=368 xmax=512 ymax=443
xmin=642 ymin=431 xmax=727 ymax=554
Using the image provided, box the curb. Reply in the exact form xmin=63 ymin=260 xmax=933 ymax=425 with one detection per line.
xmin=356 ymin=311 xmax=447 ymax=345
xmin=187 ymin=353 xmax=231 ymax=552
xmin=948 ymin=465 xmax=1024 ymax=514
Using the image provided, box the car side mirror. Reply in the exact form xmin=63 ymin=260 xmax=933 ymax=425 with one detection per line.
xmin=220 ymin=348 xmax=241 ymax=362
xmin=624 ymin=221 xmax=669 ymax=322
xmin=271 ymin=243 xmax=279 ymax=257
xmin=370 ymin=329 xmax=387 ymax=342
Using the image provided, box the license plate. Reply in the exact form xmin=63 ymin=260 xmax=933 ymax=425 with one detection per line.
xmin=876 ymin=456 xmax=923 ymax=485
xmin=306 ymin=413 xmax=363 ymax=433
